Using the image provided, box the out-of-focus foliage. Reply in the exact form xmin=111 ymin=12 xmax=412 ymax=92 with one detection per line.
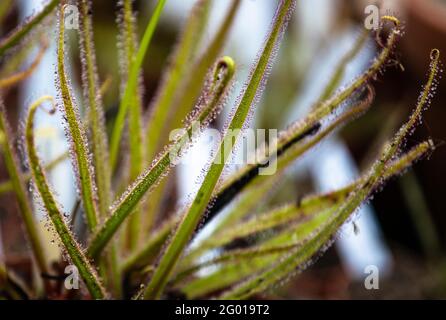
xmin=0 ymin=0 xmax=441 ymax=299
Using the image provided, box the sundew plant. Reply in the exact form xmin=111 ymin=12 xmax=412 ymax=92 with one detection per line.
xmin=0 ymin=0 xmax=442 ymax=300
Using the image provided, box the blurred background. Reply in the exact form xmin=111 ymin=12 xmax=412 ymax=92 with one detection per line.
xmin=1 ymin=0 xmax=446 ymax=299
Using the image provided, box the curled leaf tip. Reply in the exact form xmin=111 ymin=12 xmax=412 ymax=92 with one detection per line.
xmin=26 ymin=95 xmax=106 ymax=299
xmin=217 ymin=56 xmax=236 ymax=75
xmin=430 ymin=48 xmax=440 ymax=60
xmin=381 ymin=15 xmax=401 ymax=26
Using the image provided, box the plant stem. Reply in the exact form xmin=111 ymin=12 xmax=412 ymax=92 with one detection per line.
xmin=0 ymin=100 xmax=50 ymax=280
xmin=144 ymin=0 xmax=296 ymax=299
xmin=0 ymin=0 xmax=59 ymax=57
xmin=109 ymin=0 xmax=167 ymax=172
xmin=58 ymin=4 xmax=100 ymax=231
xmin=87 ymin=57 xmax=235 ymax=259
xmin=25 ymin=95 xmax=107 ymax=299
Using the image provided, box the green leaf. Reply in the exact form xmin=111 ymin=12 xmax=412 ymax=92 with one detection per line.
xmin=144 ymin=0 xmax=238 ymax=162
xmin=78 ymin=0 xmax=112 ymax=218
xmin=204 ymin=85 xmax=374 ymax=231
xmin=120 ymin=218 xmax=174 ymax=274
xmin=78 ymin=0 xmax=120 ymax=295
xmin=87 ymin=57 xmax=235 ymax=259
xmin=0 ymin=152 xmax=67 ymax=195
xmin=0 ymin=0 xmax=59 ymax=57
xmin=180 ymin=140 xmax=432 ymax=299
xmin=142 ymin=0 xmax=212 ymax=234
xmin=25 ymin=95 xmax=106 ymax=300
xmin=203 ymin=17 xmax=402 ymax=227
xmin=317 ymin=28 xmax=369 ymax=102
xmin=0 ymin=39 xmax=48 ymax=89
xmin=58 ymin=5 xmax=100 ymax=231
xmin=144 ymin=0 xmax=297 ymax=299
xmin=109 ymin=0 xmax=167 ymax=172
xmin=219 ymin=48 xmax=441 ymax=299
xmin=0 ymin=100 xmax=50 ymax=278
xmin=177 ymin=132 xmax=433 ymax=297
xmin=119 ymin=0 xmax=146 ymax=251
xmin=180 ymin=138 xmax=432 ymax=277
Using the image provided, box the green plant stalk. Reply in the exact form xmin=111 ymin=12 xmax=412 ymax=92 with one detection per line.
xmin=177 ymin=205 xmax=335 ymax=289
xmin=0 ymin=101 xmax=49 ymax=279
xmin=144 ymin=0 xmax=215 ymax=162
xmin=190 ymin=208 xmax=336 ymax=299
xmin=180 ymin=207 xmax=336 ymax=298
xmin=317 ymin=28 xmax=369 ymax=102
xmin=220 ymin=49 xmax=441 ymax=299
xmin=120 ymin=0 xmax=145 ymax=251
xmin=150 ymin=0 xmax=241 ymax=156
xmin=0 ymin=152 xmax=67 ymax=194
xmin=144 ymin=0 xmax=296 ymax=299
xmin=180 ymin=205 xmax=329 ymax=277
xmin=204 ymin=85 xmax=374 ymax=230
xmin=142 ymin=0 xmax=212 ymax=235
xmin=184 ymin=93 xmax=374 ymax=263
xmin=58 ymin=6 xmax=99 ymax=231
xmin=0 ymin=0 xmax=59 ymax=57
xmin=213 ymin=175 xmax=279 ymax=236
xmin=0 ymin=264 xmax=31 ymax=300
xmin=25 ymin=96 xmax=106 ymax=299
xmin=78 ymin=0 xmax=111 ymax=219
xmin=230 ymin=142 xmax=436 ymax=298
xmin=206 ymin=17 xmax=401 ymax=223
xmin=109 ymin=0 xmax=166 ymax=172
xmin=0 ymin=37 xmax=35 ymax=78
xmin=239 ymin=18 xmax=400 ymax=179
xmin=78 ymin=0 xmax=119 ymax=295
xmin=122 ymin=0 xmax=143 ymax=251
xmin=141 ymin=0 xmax=234 ymax=239
xmin=120 ymin=219 xmax=173 ymax=274
xmin=174 ymin=239 xmax=314 ymax=287
xmin=181 ymin=140 xmax=433 ymax=299
xmin=87 ymin=57 xmax=235 ymax=259
xmin=183 ymin=139 xmax=432 ymax=273
xmin=400 ymin=168 xmax=441 ymax=258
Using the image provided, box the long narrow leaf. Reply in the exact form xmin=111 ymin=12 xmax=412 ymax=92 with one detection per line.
xmin=220 ymin=48 xmax=441 ymax=299
xmin=58 ymin=5 xmax=100 ymax=231
xmin=182 ymin=140 xmax=433 ymax=299
xmin=0 ymin=152 xmax=67 ymax=195
xmin=0 ymin=100 xmax=49 ymax=278
xmin=142 ymin=0 xmax=212 ymax=235
xmin=145 ymin=0 xmax=238 ymax=161
xmin=144 ymin=0 xmax=297 ymax=299
xmin=78 ymin=0 xmax=112 ymax=218
xmin=0 ymin=0 xmax=59 ymax=57
xmin=25 ymin=95 xmax=106 ymax=299
xmin=0 ymin=39 xmax=48 ymax=89
xmin=109 ymin=0 xmax=166 ymax=171
xmin=87 ymin=57 xmax=235 ymax=258
xmin=203 ymin=18 xmax=402 ymax=228
xmin=119 ymin=0 xmax=146 ymax=250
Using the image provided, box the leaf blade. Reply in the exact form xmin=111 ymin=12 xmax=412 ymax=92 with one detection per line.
xmin=144 ymin=0 xmax=297 ymax=299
